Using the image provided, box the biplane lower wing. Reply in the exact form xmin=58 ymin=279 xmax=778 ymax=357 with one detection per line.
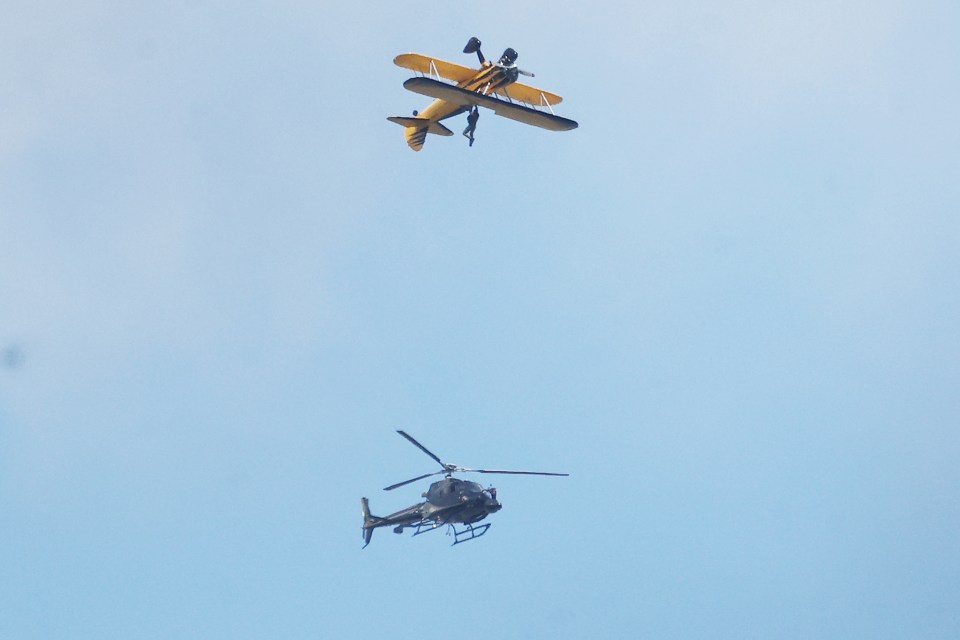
xmin=402 ymin=77 xmax=578 ymax=132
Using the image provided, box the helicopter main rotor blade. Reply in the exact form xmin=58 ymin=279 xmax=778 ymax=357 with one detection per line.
xmin=383 ymin=471 xmax=443 ymax=491
xmin=464 ymin=469 xmax=570 ymax=477
xmin=396 ymin=430 xmax=447 ymax=469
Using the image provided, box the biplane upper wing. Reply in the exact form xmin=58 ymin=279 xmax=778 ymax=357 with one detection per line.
xmin=394 ymin=53 xmax=477 ymax=83
xmin=402 ymin=77 xmax=578 ymax=132
xmin=493 ymin=82 xmax=563 ymax=107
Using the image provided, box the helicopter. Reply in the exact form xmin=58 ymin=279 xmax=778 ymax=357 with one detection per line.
xmin=361 ymin=430 xmax=568 ymax=547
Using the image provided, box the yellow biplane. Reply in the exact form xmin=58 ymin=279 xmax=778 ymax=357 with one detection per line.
xmin=388 ymin=37 xmax=578 ymax=151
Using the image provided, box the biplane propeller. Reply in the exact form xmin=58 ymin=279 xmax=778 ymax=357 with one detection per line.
xmin=388 ymin=37 xmax=578 ymax=151
xmin=361 ymin=430 xmax=568 ymax=547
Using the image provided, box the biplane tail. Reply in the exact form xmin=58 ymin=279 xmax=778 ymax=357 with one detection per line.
xmin=361 ymin=497 xmax=384 ymax=548
xmin=387 ymin=116 xmax=453 ymax=152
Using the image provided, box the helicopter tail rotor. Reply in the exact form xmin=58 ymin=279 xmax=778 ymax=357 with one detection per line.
xmin=361 ymin=497 xmax=383 ymax=548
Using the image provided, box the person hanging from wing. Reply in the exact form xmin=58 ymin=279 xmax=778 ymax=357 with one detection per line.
xmin=462 ymin=106 xmax=480 ymax=147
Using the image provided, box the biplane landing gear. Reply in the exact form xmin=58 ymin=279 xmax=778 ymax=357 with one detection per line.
xmin=463 ymin=37 xmax=485 ymax=65
xmin=462 ymin=106 xmax=479 ymax=147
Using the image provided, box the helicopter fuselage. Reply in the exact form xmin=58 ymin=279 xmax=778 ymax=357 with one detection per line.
xmin=361 ymin=477 xmax=501 ymax=547
xmin=422 ymin=476 xmax=501 ymax=522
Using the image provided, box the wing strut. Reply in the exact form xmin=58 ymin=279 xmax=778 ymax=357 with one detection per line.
xmin=540 ymin=92 xmax=556 ymax=114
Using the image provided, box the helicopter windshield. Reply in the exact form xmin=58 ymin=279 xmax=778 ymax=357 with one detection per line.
xmin=463 ymin=480 xmax=484 ymax=494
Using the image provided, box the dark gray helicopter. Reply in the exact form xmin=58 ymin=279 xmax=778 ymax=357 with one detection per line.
xmin=361 ymin=430 xmax=568 ymax=547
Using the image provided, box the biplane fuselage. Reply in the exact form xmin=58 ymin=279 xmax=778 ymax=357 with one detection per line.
xmin=389 ymin=48 xmax=577 ymax=151
xmin=412 ymin=60 xmax=520 ymax=125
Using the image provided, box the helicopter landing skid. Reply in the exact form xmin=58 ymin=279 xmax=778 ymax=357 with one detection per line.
xmin=409 ymin=520 xmax=491 ymax=545
xmin=448 ymin=522 xmax=490 ymax=545
xmin=411 ymin=521 xmax=442 ymax=537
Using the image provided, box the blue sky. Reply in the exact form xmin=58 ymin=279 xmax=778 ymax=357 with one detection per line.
xmin=2 ymin=1 xmax=959 ymax=638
